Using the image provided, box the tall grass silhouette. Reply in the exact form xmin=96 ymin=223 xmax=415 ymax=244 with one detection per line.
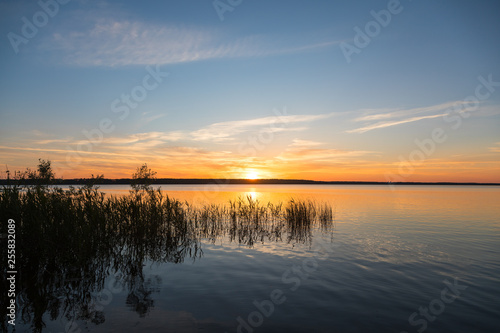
xmin=0 ymin=161 xmax=335 ymax=332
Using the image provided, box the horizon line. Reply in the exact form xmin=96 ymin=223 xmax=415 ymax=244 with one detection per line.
xmin=1 ymin=178 xmax=499 ymax=186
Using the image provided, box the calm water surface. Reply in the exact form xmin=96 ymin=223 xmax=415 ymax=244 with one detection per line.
xmin=8 ymin=185 xmax=500 ymax=332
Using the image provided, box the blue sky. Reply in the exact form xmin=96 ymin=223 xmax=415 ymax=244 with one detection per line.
xmin=1 ymin=0 xmax=499 ymax=181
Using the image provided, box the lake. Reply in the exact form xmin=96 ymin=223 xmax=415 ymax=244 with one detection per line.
xmin=3 ymin=184 xmax=500 ymax=332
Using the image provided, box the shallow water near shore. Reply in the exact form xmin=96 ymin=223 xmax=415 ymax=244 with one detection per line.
xmin=3 ymin=185 xmax=500 ymax=332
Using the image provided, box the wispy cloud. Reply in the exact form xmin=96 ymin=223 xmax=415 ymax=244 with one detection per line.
xmin=33 ymin=139 xmax=72 ymax=145
xmin=489 ymin=142 xmax=500 ymax=153
xmin=191 ymin=113 xmax=335 ymax=142
xmin=347 ymin=114 xmax=445 ymax=134
xmin=352 ymin=102 xmax=458 ymax=122
xmin=102 ymin=112 xmax=334 ymax=145
xmin=348 ymin=101 xmax=480 ymax=134
xmin=289 ymin=139 xmax=324 ymax=148
xmin=100 ymin=131 xmax=185 ymax=145
xmin=42 ymin=19 xmax=339 ymax=67
xmin=135 ymin=113 xmax=168 ymax=129
xmin=1 ymin=111 xmax=336 ymax=156
xmin=277 ymin=140 xmax=375 ymax=162
xmin=142 ymin=113 xmax=166 ymax=123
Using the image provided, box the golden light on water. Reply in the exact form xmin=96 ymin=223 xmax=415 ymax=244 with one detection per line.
xmin=244 ymin=190 xmax=258 ymax=201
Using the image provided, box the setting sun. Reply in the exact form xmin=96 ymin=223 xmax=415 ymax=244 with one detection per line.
xmin=245 ymin=171 xmax=259 ymax=180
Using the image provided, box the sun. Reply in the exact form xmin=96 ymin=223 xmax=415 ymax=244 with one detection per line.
xmin=245 ymin=171 xmax=259 ymax=180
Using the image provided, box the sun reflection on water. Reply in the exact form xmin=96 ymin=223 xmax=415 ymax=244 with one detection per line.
xmin=243 ymin=189 xmax=259 ymax=201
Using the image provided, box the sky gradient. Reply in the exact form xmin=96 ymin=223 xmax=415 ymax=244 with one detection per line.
xmin=1 ymin=0 xmax=499 ymax=182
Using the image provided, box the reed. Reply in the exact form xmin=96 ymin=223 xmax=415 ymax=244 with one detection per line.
xmin=0 ymin=185 xmax=335 ymax=248
xmin=0 ymin=162 xmax=335 ymax=332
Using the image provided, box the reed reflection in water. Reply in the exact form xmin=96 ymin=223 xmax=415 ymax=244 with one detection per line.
xmin=0 ymin=185 xmax=335 ymax=332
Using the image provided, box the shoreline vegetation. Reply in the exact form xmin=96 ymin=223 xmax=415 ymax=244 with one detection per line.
xmin=1 ymin=160 xmax=335 ymax=246
xmin=0 ymin=160 xmax=336 ymax=332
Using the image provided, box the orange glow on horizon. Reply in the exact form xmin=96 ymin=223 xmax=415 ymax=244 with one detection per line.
xmin=1 ymin=148 xmax=500 ymax=184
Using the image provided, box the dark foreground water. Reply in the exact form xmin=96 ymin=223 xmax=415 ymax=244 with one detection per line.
xmin=3 ymin=185 xmax=500 ymax=332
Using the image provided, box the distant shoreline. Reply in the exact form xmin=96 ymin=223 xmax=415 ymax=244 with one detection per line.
xmin=1 ymin=178 xmax=499 ymax=186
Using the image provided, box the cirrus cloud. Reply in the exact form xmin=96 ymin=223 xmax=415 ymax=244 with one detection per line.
xmin=41 ymin=18 xmax=339 ymax=67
